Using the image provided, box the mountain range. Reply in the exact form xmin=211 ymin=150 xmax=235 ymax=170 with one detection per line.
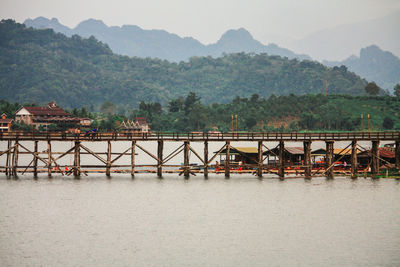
xmin=324 ymin=45 xmax=400 ymax=91
xmin=0 ymin=20 xmax=368 ymax=109
xmin=24 ymin=17 xmax=311 ymax=62
xmin=23 ymin=16 xmax=400 ymax=92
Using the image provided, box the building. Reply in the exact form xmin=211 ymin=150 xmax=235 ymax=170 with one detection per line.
xmin=265 ymin=147 xmax=305 ymax=165
xmin=358 ymin=147 xmax=395 ymax=168
xmin=15 ymin=102 xmax=82 ymax=128
xmin=0 ymin=113 xmax=13 ymax=132
xmin=119 ymin=117 xmax=150 ymax=133
xmin=79 ymin=118 xmax=93 ymax=127
xmin=216 ymin=147 xmax=261 ymax=166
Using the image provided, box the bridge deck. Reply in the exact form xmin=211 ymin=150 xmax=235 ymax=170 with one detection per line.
xmin=1 ymin=131 xmax=399 ymax=141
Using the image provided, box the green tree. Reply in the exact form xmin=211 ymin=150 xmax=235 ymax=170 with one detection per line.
xmin=365 ymin=82 xmax=380 ymax=96
xmin=383 ymin=117 xmax=394 ymax=129
xmin=101 ymin=101 xmax=116 ymax=115
xmin=394 ymin=84 xmax=400 ymax=98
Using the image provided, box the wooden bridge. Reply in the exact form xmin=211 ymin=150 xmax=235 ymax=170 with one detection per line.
xmin=1 ymin=131 xmax=399 ymax=179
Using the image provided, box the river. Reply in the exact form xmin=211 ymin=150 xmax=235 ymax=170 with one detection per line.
xmin=0 ymin=174 xmax=399 ymax=266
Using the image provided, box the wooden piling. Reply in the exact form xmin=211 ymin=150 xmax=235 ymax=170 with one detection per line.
xmin=395 ymin=140 xmax=400 ymax=171
xmin=184 ymin=141 xmax=190 ymax=178
xmin=131 ymin=141 xmax=136 ymax=177
xmin=106 ymin=140 xmax=111 ymax=177
xmin=351 ymin=140 xmax=357 ymax=178
xmin=371 ymin=140 xmax=380 ymax=176
xmin=204 ymin=141 xmax=208 ymax=178
xmin=157 ymin=140 xmax=163 ymax=177
xmin=326 ymin=141 xmax=334 ymax=179
xmin=33 ymin=141 xmax=38 ymax=178
xmin=225 ymin=141 xmax=230 ymax=178
xmin=5 ymin=140 xmax=10 ymax=175
xmin=12 ymin=140 xmax=19 ymax=176
xmin=257 ymin=141 xmax=263 ymax=177
xmin=303 ymin=140 xmax=312 ymax=178
xmin=73 ymin=141 xmax=80 ymax=176
xmin=278 ymin=141 xmax=285 ymax=178
xmin=47 ymin=140 xmax=52 ymax=177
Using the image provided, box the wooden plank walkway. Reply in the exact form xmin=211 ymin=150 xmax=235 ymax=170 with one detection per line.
xmin=1 ymin=131 xmax=400 ymax=141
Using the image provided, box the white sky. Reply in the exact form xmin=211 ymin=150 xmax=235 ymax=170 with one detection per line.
xmin=1 ymin=0 xmax=400 ymax=45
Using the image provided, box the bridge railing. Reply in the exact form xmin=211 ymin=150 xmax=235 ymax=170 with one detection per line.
xmin=0 ymin=131 xmax=399 ymax=141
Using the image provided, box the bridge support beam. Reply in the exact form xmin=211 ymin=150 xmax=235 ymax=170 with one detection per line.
xmin=47 ymin=140 xmax=52 ymax=177
xmin=12 ymin=140 xmax=19 ymax=176
xmin=106 ymin=140 xmax=111 ymax=177
xmin=204 ymin=141 xmax=208 ymax=178
xmin=257 ymin=141 xmax=263 ymax=177
xmin=73 ymin=141 xmax=80 ymax=177
xmin=5 ymin=140 xmax=11 ymax=176
xmin=371 ymin=140 xmax=380 ymax=176
xmin=395 ymin=140 xmax=400 ymax=171
xmin=351 ymin=140 xmax=358 ymax=178
xmin=225 ymin=141 xmax=230 ymax=178
xmin=325 ymin=141 xmax=334 ymax=179
xmin=33 ymin=141 xmax=38 ymax=178
xmin=278 ymin=141 xmax=285 ymax=178
xmin=157 ymin=140 xmax=163 ymax=177
xmin=303 ymin=140 xmax=312 ymax=179
xmin=131 ymin=141 xmax=136 ymax=177
xmin=183 ymin=141 xmax=190 ymax=178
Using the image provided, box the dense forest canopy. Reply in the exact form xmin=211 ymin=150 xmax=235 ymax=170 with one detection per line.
xmin=3 ymin=94 xmax=400 ymax=132
xmin=0 ymin=20 xmax=369 ymax=110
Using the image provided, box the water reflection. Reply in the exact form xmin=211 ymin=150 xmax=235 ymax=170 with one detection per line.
xmin=0 ymin=175 xmax=399 ymax=266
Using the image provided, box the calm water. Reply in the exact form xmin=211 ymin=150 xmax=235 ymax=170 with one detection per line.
xmin=0 ymin=174 xmax=399 ymax=266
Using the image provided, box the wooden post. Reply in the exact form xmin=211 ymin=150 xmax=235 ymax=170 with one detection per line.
xmin=47 ymin=140 xmax=52 ymax=177
xmin=157 ymin=140 xmax=163 ymax=177
xmin=278 ymin=141 xmax=285 ymax=178
xmin=33 ymin=140 xmax=38 ymax=178
xmin=12 ymin=140 xmax=19 ymax=176
xmin=204 ymin=141 xmax=208 ymax=178
xmin=257 ymin=141 xmax=263 ymax=177
xmin=5 ymin=140 xmax=11 ymax=176
xmin=371 ymin=140 xmax=380 ymax=176
xmin=131 ymin=141 xmax=136 ymax=177
xmin=184 ymin=141 xmax=190 ymax=178
xmin=73 ymin=141 xmax=80 ymax=176
xmin=303 ymin=140 xmax=312 ymax=178
xmin=326 ymin=141 xmax=334 ymax=179
xmin=225 ymin=141 xmax=230 ymax=178
xmin=395 ymin=140 xmax=400 ymax=171
xmin=351 ymin=140 xmax=358 ymax=178
xmin=106 ymin=140 xmax=111 ymax=177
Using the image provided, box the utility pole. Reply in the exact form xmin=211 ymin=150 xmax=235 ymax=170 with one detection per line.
xmin=235 ymin=114 xmax=238 ymax=134
xmin=231 ymin=115 xmax=234 ymax=132
xmin=361 ymin=114 xmax=363 ymax=131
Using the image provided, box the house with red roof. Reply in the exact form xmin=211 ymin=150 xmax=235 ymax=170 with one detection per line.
xmin=15 ymin=102 xmax=89 ymax=128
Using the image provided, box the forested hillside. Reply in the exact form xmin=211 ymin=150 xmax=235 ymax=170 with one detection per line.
xmin=0 ymin=20 xmax=368 ymax=109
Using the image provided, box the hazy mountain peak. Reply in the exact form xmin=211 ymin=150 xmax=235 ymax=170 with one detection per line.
xmin=219 ymin=28 xmax=255 ymax=42
xmin=24 ymin=17 xmax=310 ymax=61
xmin=24 ymin=17 xmax=72 ymax=35
xmin=75 ymin=18 xmax=108 ymax=30
xmin=324 ymin=45 xmax=400 ymax=91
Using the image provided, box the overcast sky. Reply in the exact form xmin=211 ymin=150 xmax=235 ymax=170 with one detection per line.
xmin=1 ymin=0 xmax=400 ymax=45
